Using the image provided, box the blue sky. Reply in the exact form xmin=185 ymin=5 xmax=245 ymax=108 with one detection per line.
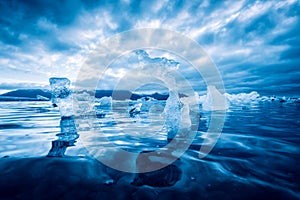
xmin=0 ymin=0 xmax=299 ymax=96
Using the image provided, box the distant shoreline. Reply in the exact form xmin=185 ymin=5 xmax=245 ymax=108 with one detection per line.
xmin=0 ymin=89 xmax=180 ymax=101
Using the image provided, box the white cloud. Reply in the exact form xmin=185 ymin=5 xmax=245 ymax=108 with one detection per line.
xmin=237 ymin=1 xmax=272 ymax=23
xmin=135 ymin=19 xmax=163 ymax=29
xmin=37 ymin=18 xmax=58 ymax=31
xmin=151 ymin=0 xmax=169 ymax=13
xmin=0 ymin=0 xmax=299 ymax=95
xmin=121 ymin=0 xmax=131 ymax=5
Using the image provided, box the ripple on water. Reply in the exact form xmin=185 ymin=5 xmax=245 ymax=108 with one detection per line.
xmin=0 ymin=101 xmax=299 ymax=199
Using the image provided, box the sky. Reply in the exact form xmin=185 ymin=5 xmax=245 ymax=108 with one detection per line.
xmin=0 ymin=0 xmax=299 ymax=96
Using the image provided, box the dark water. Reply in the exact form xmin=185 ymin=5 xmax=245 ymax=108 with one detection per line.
xmin=0 ymin=100 xmax=299 ymax=199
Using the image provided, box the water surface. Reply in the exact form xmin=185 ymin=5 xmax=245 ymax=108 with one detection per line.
xmin=0 ymin=100 xmax=299 ymax=199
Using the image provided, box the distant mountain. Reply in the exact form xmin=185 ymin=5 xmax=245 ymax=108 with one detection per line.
xmin=0 ymin=89 xmax=187 ymax=101
xmin=95 ymin=90 xmax=170 ymax=100
xmin=1 ymin=89 xmax=51 ymax=99
xmin=96 ymin=90 xmax=133 ymax=100
xmin=0 ymin=89 xmax=51 ymax=101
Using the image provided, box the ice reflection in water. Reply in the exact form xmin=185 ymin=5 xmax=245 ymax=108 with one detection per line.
xmin=47 ymin=116 xmax=79 ymax=157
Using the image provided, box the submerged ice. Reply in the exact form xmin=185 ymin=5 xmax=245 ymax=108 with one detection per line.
xmin=47 ymin=116 xmax=79 ymax=157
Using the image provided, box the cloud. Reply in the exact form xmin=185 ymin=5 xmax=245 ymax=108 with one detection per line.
xmin=0 ymin=0 xmax=299 ymax=96
xmin=0 ymin=82 xmax=48 ymax=90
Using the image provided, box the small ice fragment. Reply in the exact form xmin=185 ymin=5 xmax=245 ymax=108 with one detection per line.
xmin=129 ymin=102 xmax=142 ymax=117
xmin=202 ymin=85 xmax=228 ymax=111
xmin=224 ymin=91 xmax=259 ymax=105
xmin=36 ymin=95 xmax=50 ymax=101
xmin=95 ymin=96 xmax=112 ymax=118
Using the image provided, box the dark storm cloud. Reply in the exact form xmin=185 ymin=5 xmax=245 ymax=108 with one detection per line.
xmin=0 ymin=0 xmax=87 ymax=48
xmin=0 ymin=0 xmax=141 ymax=50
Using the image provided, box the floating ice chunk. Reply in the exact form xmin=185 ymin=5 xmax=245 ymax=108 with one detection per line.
xmin=48 ymin=77 xmax=78 ymax=157
xmin=198 ymin=94 xmax=207 ymax=105
xmin=180 ymin=99 xmax=191 ymax=130
xmin=164 ymin=90 xmax=183 ymax=140
xmin=72 ymin=91 xmax=97 ymax=119
xmin=49 ymin=77 xmax=73 ymax=117
xmin=134 ymin=49 xmax=194 ymax=140
xmin=49 ymin=78 xmax=71 ymax=105
xmin=202 ymin=85 xmax=228 ymax=111
xmin=36 ymin=95 xmax=50 ymax=101
xmin=95 ymin=96 xmax=112 ymax=118
xmin=140 ymin=96 xmax=156 ymax=102
xmin=180 ymin=92 xmax=199 ymax=106
xmin=129 ymin=102 xmax=142 ymax=117
xmin=57 ymin=98 xmax=73 ymax=117
xmin=198 ymin=90 xmax=300 ymax=108
xmin=260 ymin=95 xmax=270 ymax=102
xmin=261 ymin=96 xmax=300 ymax=104
xmin=180 ymin=93 xmax=200 ymax=127
xmin=139 ymin=96 xmax=157 ymax=113
xmin=96 ymin=96 xmax=112 ymax=108
xmin=224 ymin=91 xmax=259 ymax=105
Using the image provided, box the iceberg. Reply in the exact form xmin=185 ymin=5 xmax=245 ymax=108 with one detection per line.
xmin=49 ymin=77 xmax=73 ymax=117
xmin=48 ymin=77 xmax=79 ymax=157
xmin=134 ymin=50 xmax=194 ymax=141
xmin=96 ymin=96 xmax=112 ymax=108
xmin=224 ymin=91 xmax=260 ymax=105
xmin=139 ymin=96 xmax=157 ymax=113
xmin=198 ymin=89 xmax=300 ymax=109
xmin=202 ymin=85 xmax=228 ymax=111
xmin=129 ymin=101 xmax=142 ymax=117
xmin=127 ymin=97 xmax=158 ymax=120
xmin=164 ymin=90 xmax=183 ymax=141
xmin=95 ymin=96 xmax=112 ymax=118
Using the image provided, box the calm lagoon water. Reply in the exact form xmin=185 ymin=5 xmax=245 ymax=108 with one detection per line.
xmin=0 ymin=100 xmax=299 ymax=199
